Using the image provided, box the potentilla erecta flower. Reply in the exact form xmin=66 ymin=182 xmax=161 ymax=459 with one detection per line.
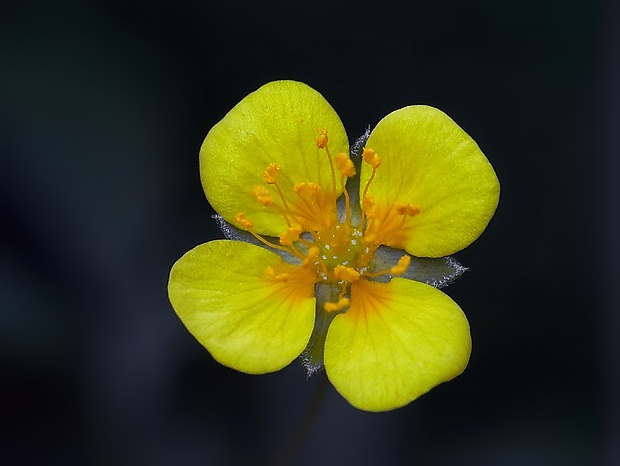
xmin=168 ymin=80 xmax=500 ymax=411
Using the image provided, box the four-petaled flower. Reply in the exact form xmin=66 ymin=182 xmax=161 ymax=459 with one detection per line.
xmin=168 ymin=80 xmax=500 ymax=411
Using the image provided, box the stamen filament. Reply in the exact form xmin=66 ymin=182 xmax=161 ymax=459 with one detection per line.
xmin=247 ymin=140 xmax=411 ymax=307
xmin=334 ymin=153 xmax=355 ymax=228
xmin=317 ymin=129 xmax=338 ymax=196
xmin=360 ymin=148 xmax=381 ymax=229
xmin=249 ymin=230 xmax=303 ymax=257
xmin=341 ymin=175 xmax=351 ymax=226
xmin=363 ymin=218 xmax=376 ymax=243
xmin=369 ymin=204 xmax=419 ymax=243
xmin=296 ymin=236 xmax=316 ymax=249
xmin=301 ymin=246 xmax=320 ymax=268
xmin=293 ymin=183 xmax=331 ymax=232
xmin=361 ymin=166 xmax=378 ymax=221
xmin=325 ymin=145 xmax=337 ymax=196
xmin=364 ymin=254 xmax=411 ymax=278
xmin=272 ymin=181 xmax=293 ymax=228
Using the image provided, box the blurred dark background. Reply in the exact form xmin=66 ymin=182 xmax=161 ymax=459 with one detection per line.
xmin=1 ymin=0 xmax=618 ymax=465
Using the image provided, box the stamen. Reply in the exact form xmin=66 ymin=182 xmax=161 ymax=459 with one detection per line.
xmin=360 ymin=148 xmax=381 ymax=227
xmin=234 ymin=212 xmax=253 ymax=229
xmin=341 ymin=174 xmax=352 ymax=226
xmin=362 ymin=148 xmax=381 ymax=169
xmin=316 ymin=129 xmax=337 ymax=196
xmin=335 ymin=153 xmax=355 ymax=177
xmin=294 ymin=183 xmax=322 ymax=215
xmin=316 ymin=129 xmax=329 ymax=149
xmin=291 ymin=182 xmax=331 ymax=232
xmin=253 ymin=186 xmax=274 ymax=206
xmin=265 ymin=265 xmax=290 ymax=281
xmin=324 ymin=297 xmax=349 ymax=312
xmin=244 ymin=136 xmax=411 ymax=313
xmin=263 ymin=163 xmax=280 ymax=184
xmin=252 ymin=232 xmax=298 ymax=254
xmin=235 ymin=212 xmax=299 ymax=255
xmin=335 ymin=153 xmax=355 ymax=227
xmin=364 ymin=254 xmax=411 ymax=278
xmin=361 ymin=194 xmax=377 ymax=228
xmin=294 ymin=182 xmax=320 ymax=196
xmin=369 ymin=203 xmax=420 ymax=243
xmin=262 ymin=163 xmax=292 ymax=227
xmin=301 ymin=247 xmax=320 ymax=268
xmin=333 ymin=265 xmax=361 ymax=283
xmin=390 ymin=255 xmax=411 ymax=274
xmin=395 ymin=203 xmax=420 ymax=217
xmin=280 ymin=226 xmax=302 ymax=246
xmin=361 ymin=162 xmax=379 ymax=202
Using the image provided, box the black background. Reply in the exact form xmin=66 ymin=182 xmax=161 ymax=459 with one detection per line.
xmin=1 ymin=0 xmax=618 ymax=465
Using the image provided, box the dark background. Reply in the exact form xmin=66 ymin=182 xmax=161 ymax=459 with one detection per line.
xmin=1 ymin=0 xmax=618 ymax=465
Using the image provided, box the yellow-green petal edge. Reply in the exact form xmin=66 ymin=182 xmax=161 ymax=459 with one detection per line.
xmin=200 ymin=80 xmax=349 ymax=236
xmin=168 ymin=240 xmax=316 ymax=374
xmin=324 ymin=278 xmax=471 ymax=412
xmin=363 ymin=105 xmax=500 ymax=257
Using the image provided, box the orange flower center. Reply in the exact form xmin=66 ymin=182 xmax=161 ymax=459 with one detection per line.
xmin=237 ymin=129 xmax=420 ymax=311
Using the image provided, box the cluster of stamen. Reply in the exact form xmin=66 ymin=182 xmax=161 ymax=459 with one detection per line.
xmin=236 ymin=129 xmax=420 ymax=312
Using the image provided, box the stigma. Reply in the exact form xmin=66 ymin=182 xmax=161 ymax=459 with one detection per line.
xmin=236 ymin=129 xmax=420 ymax=311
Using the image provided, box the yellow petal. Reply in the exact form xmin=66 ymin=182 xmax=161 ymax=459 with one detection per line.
xmin=200 ymin=80 xmax=349 ymax=236
xmin=168 ymin=240 xmax=316 ymax=374
xmin=362 ymin=105 xmax=500 ymax=257
xmin=324 ymin=278 xmax=471 ymax=412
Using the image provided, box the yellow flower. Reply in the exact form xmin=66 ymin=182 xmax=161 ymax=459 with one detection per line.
xmin=168 ymin=80 xmax=500 ymax=412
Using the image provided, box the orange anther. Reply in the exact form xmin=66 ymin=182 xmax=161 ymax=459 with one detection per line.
xmin=253 ymin=186 xmax=274 ymax=206
xmin=390 ymin=255 xmax=411 ymax=274
xmin=335 ymin=153 xmax=356 ymax=177
xmin=396 ymin=203 xmax=420 ymax=216
xmin=324 ymin=297 xmax=350 ymax=312
xmin=334 ymin=265 xmax=361 ymax=283
xmin=263 ymin=163 xmax=280 ymax=184
xmin=362 ymin=148 xmax=381 ymax=168
xmin=265 ymin=266 xmax=289 ymax=281
xmin=279 ymin=226 xmax=302 ymax=246
xmin=235 ymin=212 xmax=253 ymax=229
xmin=294 ymin=182 xmax=320 ymax=196
xmin=316 ymin=129 xmax=328 ymax=149
xmin=301 ymin=246 xmax=320 ymax=267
